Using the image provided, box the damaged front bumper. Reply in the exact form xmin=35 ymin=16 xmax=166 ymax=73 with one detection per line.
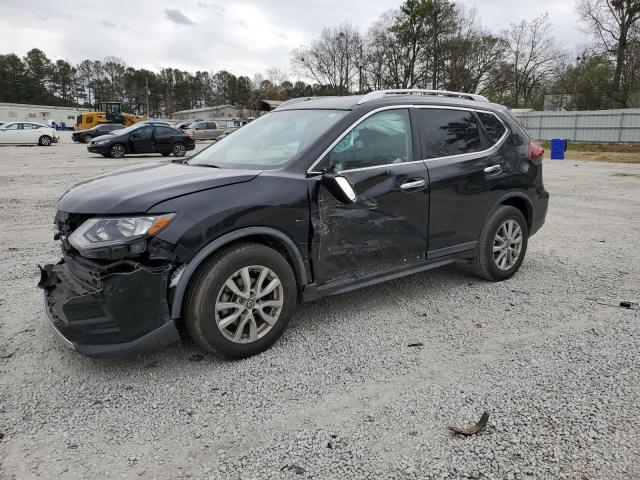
xmin=39 ymin=255 xmax=180 ymax=358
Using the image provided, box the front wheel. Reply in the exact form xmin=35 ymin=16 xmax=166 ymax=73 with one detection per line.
xmin=184 ymin=243 xmax=297 ymax=359
xmin=82 ymin=134 xmax=92 ymax=143
xmin=109 ymin=143 xmax=126 ymax=158
xmin=172 ymin=142 xmax=186 ymax=157
xmin=470 ymin=205 xmax=528 ymax=281
xmin=38 ymin=135 xmax=52 ymax=146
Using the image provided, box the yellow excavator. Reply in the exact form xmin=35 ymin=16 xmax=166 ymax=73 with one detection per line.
xmin=74 ymin=101 xmax=145 ymax=130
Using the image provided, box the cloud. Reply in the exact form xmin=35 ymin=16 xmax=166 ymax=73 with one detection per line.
xmin=164 ymin=8 xmax=194 ymax=26
xmin=101 ymin=20 xmax=116 ymax=28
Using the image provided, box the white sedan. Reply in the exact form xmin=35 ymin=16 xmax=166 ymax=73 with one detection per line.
xmin=0 ymin=122 xmax=58 ymax=145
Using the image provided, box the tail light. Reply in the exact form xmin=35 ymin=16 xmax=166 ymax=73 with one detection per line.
xmin=528 ymin=141 xmax=544 ymax=160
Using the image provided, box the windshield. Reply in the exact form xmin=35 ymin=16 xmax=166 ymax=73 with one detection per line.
xmin=189 ymin=110 xmax=347 ymax=168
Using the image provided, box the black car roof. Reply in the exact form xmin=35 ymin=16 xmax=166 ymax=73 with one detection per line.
xmin=275 ymin=93 xmax=506 ymax=113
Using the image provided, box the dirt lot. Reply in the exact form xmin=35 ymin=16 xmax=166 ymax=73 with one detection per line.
xmin=1 ymin=134 xmax=639 ymax=479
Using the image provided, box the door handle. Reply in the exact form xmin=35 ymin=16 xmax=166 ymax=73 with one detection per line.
xmin=400 ymin=179 xmax=427 ymax=191
xmin=484 ymin=165 xmax=502 ymax=175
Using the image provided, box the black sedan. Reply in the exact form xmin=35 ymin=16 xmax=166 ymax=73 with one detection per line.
xmin=87 ymin=123 xmax=195 ymax=158
xmin=72 ymin=123 xmax=123 ymax=143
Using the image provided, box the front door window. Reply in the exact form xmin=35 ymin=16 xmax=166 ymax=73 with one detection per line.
xmin=329 ymin=110 xmax=413 ymax=172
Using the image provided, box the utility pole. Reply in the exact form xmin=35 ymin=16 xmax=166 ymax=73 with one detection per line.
xmin=358 ymin=44 xmax=363 ymax=94
xmin=145 ymin=78 xmax=150 ymax=118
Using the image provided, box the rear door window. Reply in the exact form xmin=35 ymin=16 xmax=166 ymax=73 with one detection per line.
xmin=416 ymin=109 xmax=483 ymax=159
xmin=155 ymin=126 xmax=176 ymax=139
xmin=477 ymin=112 xmax=507 ymax=145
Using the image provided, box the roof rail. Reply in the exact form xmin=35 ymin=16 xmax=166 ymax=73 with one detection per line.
xmin=357 ymin=89 xmax=488 ymax=105
xmin=275 ymin=97 xmax=328 ymax=110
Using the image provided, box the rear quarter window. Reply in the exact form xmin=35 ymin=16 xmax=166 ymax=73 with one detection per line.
xmin=477 ymin=112 xmax=507 ymax=145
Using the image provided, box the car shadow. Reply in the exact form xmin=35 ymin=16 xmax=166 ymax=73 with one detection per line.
xmin=66 ymin=262 xmax=475 ymax=372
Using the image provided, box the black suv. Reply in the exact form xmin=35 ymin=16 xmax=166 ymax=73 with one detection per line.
xmin=72 ymin=123 xmax=124 ymax=143
xmin=39 ymin=90 xmax=548 ymax=359
xmin=87 ymin=123 xmax=195 ymax=158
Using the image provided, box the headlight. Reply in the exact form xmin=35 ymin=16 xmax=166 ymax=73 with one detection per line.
xmin=68 ymin=214 xmax=176 ymax=251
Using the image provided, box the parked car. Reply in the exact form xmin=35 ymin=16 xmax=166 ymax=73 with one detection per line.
xmin=39 ymin=89 xmax=548 ymax=359
xmin=0 ymin=122 xmax=58 ymax=145
xmin=86 ymin=123 xmax=195 ymax=158
xmin=176 ymin=120 xmax=203 ymax=130
xmin=184 ymin=120 xmax=235 ymax=140
xmin=72 ymin=123 xmax=124 ymax=143
xmin=141 ymin=119 xmax=173 ymax=126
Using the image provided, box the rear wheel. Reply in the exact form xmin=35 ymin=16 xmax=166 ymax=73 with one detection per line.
xmin=172 ymin=142 xmax=187 ymax=157
xmin=109 ymin=143 xmax=126 ymax=158
xmin=38 ymin=135 xmax=52 ymax=146
xmin=184 ymin=243 xmax=297 ymax=359
xmin=470 ymin=205 xmax=528 ymax=281
xmin=82 ymin=134 xmax=92 ymax=143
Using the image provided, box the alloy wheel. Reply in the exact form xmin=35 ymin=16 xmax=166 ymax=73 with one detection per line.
xmin=493 ymin=219 xmax=523 ymax=270
xmin=215 ymin=265 xmax=284 ymax=344
xmin=111 ymin=144 xmax=125 ymax=158
xmin=173 ymin=144 xmax=186 ymax=156
xmin=40 ymin=136 xmax=51 ymax=146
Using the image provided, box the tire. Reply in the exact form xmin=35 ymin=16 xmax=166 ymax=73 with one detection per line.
xmin=38 ymin=135 xmax=52 ymax=146
xmin=184 ymin=243 xmax=297 ymax=359
xmin=172 ymin=142 xmax=187 ymax=157
xmin=82 ymin=134 xmax=92 ymax=143
xmin=109 ymin=143 xmax=126 ymax=158
xmin=470 ymin=205 xmax=529 ymax=282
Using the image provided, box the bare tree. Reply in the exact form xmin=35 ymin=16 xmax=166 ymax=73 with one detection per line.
xmin=291 ymin=22 xmax=363 ymax=93
xmin=501 ymin=14 xmax=566 ymax=107
xmin=577 ymin=0 xmax=640 ymax=104
xmin=442 ymin=5 xmax=506 ymax=93
xmin=266 ymin=66 xmax=288 ymax=87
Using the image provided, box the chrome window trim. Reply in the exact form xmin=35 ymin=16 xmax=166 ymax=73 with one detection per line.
xmin=337 ymin=159 xmax=430 ymax=174
xmin=306 ymin=104 xmax=510 ymax=175
xmin=411 ymin=105 xmax=510 ymax=163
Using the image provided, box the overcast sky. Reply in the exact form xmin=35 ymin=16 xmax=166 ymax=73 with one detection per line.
xmin=0 ymin=0 xmax=588 ymax=77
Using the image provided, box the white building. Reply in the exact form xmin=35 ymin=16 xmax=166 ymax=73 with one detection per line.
xmin=172 ymin=104 xmax=242 ymax=123
xmin=0 ymin=102 xmax=89 ymax=129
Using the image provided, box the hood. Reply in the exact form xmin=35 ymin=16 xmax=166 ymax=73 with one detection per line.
xmin=56 ymin=162 xmax=262 ymax=214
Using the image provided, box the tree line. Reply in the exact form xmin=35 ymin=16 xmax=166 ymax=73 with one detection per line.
xmin=293 ymin=0 xmax=640 ymax=110
xmin=0 ymin=0 xmax=638 ymax=114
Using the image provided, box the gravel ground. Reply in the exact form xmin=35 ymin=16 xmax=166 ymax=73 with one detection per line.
xmin=1 ymin=133 xmax=639 ymax=479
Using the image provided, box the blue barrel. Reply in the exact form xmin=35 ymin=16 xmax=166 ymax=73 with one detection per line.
xmin=550 ymin=138 xmax=565 ymax=160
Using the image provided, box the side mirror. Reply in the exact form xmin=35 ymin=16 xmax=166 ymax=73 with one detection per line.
xmin=322 ymin=173 xmax=357 ymax=204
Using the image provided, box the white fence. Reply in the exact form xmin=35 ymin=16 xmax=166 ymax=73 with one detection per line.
xmin=512 ymin=109 xmax=640 ymax=144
